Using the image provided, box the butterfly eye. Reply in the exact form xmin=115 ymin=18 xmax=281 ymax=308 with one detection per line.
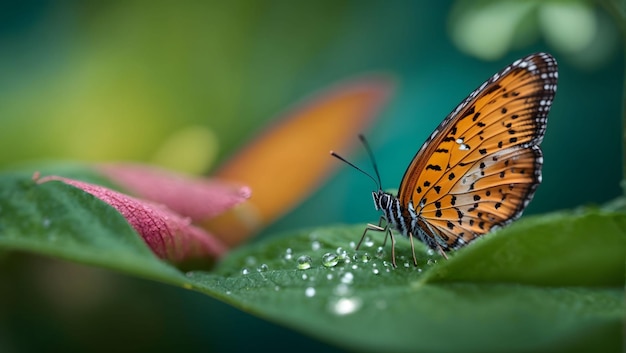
xmin=371 ymin=192 xmax=381 ymax=210
xmin=380 ymin=194 xmax=391 ymax=209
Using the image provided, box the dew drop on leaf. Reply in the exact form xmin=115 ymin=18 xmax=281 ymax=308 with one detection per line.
xmin=329 ymin=297 xmax=362 ymax=316
xmin=340 ymin=272 xmax=354 ymax=284
xmin=322 ymin=252 xmax=339 ymax=267
xmin=376 ymin=246 xmax=384 ymax=258
xmin=296 ymin=255 xmax=313 ymax=270
xmin=334 ymin=283 xmax=350 ymax=296
xmin=353 ymin=252 xmax=371 ymax=263
xmin=284 ymin=248 xmax=293 ymax=260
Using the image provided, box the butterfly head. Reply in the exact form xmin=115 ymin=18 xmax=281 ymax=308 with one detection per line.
xmin=372 ymin=189 xmax=393 ymax=211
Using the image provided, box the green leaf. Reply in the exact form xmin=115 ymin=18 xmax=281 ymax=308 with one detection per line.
xmin=422 ymin=210 xmax=626 ymax=287
xmin=190 ymin=219 xmax=624 ymax=353
xmin=0 ymin=171 xmax=623 ymax=352
xmin=0 ymin=172 xmax=184 ymax=285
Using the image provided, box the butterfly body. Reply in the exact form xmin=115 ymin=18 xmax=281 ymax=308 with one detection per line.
xmin=355 ymin=52 xmax=558 ymax=265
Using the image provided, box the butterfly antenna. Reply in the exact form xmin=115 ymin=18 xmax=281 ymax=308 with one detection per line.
xmin=330 ymin=150 xmax=380 ymax=190
xmin=358 ymin=134 xmax=383 ymax=190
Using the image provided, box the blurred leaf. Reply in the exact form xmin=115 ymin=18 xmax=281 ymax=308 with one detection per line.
xmin=448 ymin=1 xmax=538 ymax=60
xmin=149 ymin=125 xmax=220 ymax=174
xmin=0 ymin=171 xmax=623 ymax=352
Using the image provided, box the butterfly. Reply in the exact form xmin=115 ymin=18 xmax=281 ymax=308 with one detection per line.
xmin=332 ymin=52 xmax=558 ymax=267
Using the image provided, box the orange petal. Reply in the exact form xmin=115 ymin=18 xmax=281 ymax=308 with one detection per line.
xmin=208 ymin=74 xmax=395 ymax=246
xmin=38 ymin=175 xmax=227 ymax=265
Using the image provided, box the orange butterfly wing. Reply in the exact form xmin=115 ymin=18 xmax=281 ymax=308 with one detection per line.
xmin=397 ymin=52 xmax=558 ymax=250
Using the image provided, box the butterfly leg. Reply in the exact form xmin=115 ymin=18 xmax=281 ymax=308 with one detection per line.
xmin=358 ymin=217 xmax=398 ymax=267
xmin=356 ymin=216 xmax=386 ymax=250
xmin=409 ymin=232 xmax=418 ymax=266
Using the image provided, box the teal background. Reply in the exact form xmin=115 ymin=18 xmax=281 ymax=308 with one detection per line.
xmin=0 ymin=1 xmax=622 ymax=352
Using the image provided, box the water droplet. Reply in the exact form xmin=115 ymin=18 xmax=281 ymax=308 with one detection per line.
xmin=311 ymin=240 xmax=321 ymax=251
xmin=42 ymin=218 xmax=51 ymax=228
xmin=257 ymin=264 xmax=269 ymax=272
xmin=302 ymin=273 xmax=308 ymax=280
xmin=297 ymin=255 xmax=313 ymax=270
xmin=226 ymin=291 xmax=232 ymax=295
xmin=372 ymin=268 xmax=380 ymax=275
xmin=376 ymin=246 xmax=384 ymax=258
xmin=363 ymin=236 xmax=374 ymax=247
xmin=353 ymin=252 xmax=371 ymax=263
xmin=404 ymin=262 xmax=410 ymax=268
xmin=349 ymin=241 xmax=356 ymax=249
xmin=330 ymin=297 xmax=362 ymax=316
xmin=305 ymin=287 xmax=316 ymax=298
xmin=245 ymin=256 xmax=257 ymax=265
xmin=418 ymin=268 xmax=423 ymax=272
xmin=334 ymin=283 xmax=351 ymax=296
xmin=322 ymin=253 xmax=339 ymax=267
xmin=341 ymin=272 xmax=354 ymax=284
xmin=427 ymin=249 xmax=434 ymax=256
xmin=274 ymin=286 xmax=280 ymax=291
xmin=242 ymin=268 xmax=250 ymax=275
xmin=284 ymin=248 xmax=293 ymax=260
xmin=326 ymin=274 xmax=333 ymax=280
xmin=351 ymin=264 xmax=358 ymax=270
xmin=427 ymin=259 xmax=437 ymax=266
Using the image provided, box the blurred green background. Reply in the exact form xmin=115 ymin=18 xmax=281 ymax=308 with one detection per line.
xmin=0 ymin=1 xmax=622 ymax=352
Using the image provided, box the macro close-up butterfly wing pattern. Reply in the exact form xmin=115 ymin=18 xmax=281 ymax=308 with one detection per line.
xmin=343 ymin=53 xmax=559 ymax=265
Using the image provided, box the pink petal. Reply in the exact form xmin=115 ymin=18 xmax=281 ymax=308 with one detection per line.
xmin=96 ymin=163 xmax=251 ymax=221
xmin=38 ymin=175 xmax=227 ymax=264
